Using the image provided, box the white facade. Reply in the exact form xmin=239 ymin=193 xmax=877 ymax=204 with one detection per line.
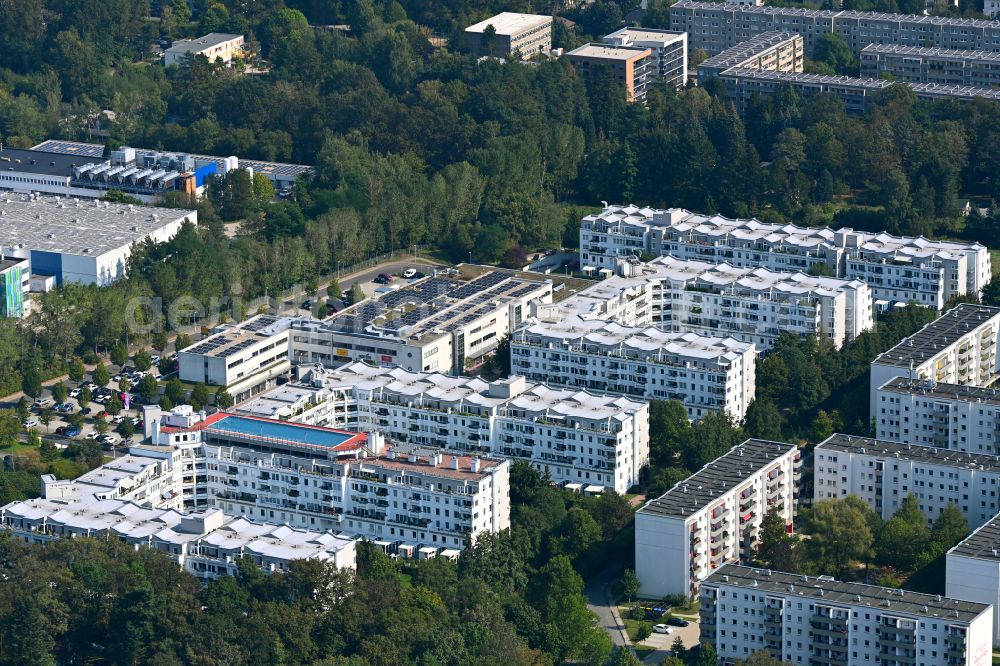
xmin=236 ymin=362 xmax=650 ymax=494
xmin=464 ymin=13 xmax=552 ymax=59
xmin=603 ymin=27 xmax=689 ymax=88
xmin=579 ymin=204 xmax=990 ymax=309
xmin=870 ymin=304 xmax=1000 ymax=415
xmin=511 ymin=317 xmax=755 ymax=421
xmin=539 ymin=256 xmax=873 ymax=351
xmin=178 ymin=315 xmax=293 ymax=401
xmin=876 ymin=377 xmax=1000 ymax=455
xmin=947 ymin=514 xmax=1000 ymax=648
xmin=634 ymin=439 xmax=799 ymax=598
xmin=164 ymin=33 xmax=244 ymax=66
xmin=0 ymin=499 xmax=356 ymax=582
xmin=701 ymin=564 xmax=994 ymax=666
xmin=814 ymin=434 xmax=1000 ymax=528
xmin=290 ymin=271 xmax=551 ymax=375
xmin=987 ymin=0 xmax=1000 ymax=18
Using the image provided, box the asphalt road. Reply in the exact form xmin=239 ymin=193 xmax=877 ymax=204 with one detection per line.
xmin=585 ymin=565 xmax=631 ymax=649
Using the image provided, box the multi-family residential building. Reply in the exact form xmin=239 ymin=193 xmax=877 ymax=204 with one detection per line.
xmin=290 ymin=271 xmax=552 ymax=375
xmin=870 ymin=304 xmax=1000 ymax=415
xmin=875 ymin=377 xmax=1000 ymax=455
xmin=178 ymin=315 xmax=294 ymax=402
xmin=701 ymin=564 xmax=993 ymax=666
xmin=145 ymin=408 xmax=511 ymax=550
xmin=717 ymin=67 xmax=1000 ymax=115
xmin=580 ymin=205 xmax=991 ymax=309
xmin=235 ymin=362 xmax=649 ymax=494
xmin=0 ymin=499 xmax=357 ymax=582
xmin=669 ymin=1 xmax=1000 ymax=57
xmin=987 ymin=0 xmax=1000 ymax=18
xmin=566 ymin=44 xmax=654 ymax=102
xmin=603 ymin=27 xmax=689 ymax=88
xmin=634 ymin=439 xmax=800 ymax=598
xmin=697 ymin=31 xmax=804 ymax=79
xmin=538 ymin=256 xmax=873 ymax=351
xmin=464 ymin=13 xmax=552 ymax=59
xmin=814 ymin=433 xmax=1000 ymax=528
xmin=947 ymin=513 xmax=1000 ymax=648
xmin=164 ymin=33 xmax=244 ymax=66
xmin=861 ymin=45 xmax=1000 ymax=88
xmin=0 ymin=255 xmax=29 ymax=317
xmin=511 ymin=317 xmax=756 ymax=420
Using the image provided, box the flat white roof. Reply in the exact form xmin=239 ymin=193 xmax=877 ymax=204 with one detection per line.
xmin=465 ymin=12 xmax=551 ymax=35
xmin=166 ymin=33 xmax=242 ymax=55
xmin=567 ymin=43 xmax=652 ymax=61
xmin=604 ymin=27 xmax=687 ymax=45
xmin=0 ymin=193 xmax=194 ymax=257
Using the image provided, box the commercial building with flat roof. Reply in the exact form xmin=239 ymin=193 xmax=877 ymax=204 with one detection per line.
xmin=815 ymin=433 xmax=1000 ymax=528
xmin=511 ymin=318 xmax=756 ymax=420
xmin=948 ymin=513 xmax=1000 ymax=647
xmin=861 ymin=44 xmax=1000 ymax=88
xmin=701 ymin=564 xmax=993 ymax=665
xmin=0 ymin=256 xmax=29 ymax=317
xmin=876 ymin=377 xmax=1000 ymax=455
xmin=635 ymin=440 xmax=800 ymax=597
xmin=540 ymin=256 xmax=873 ymax=351
xmin=566 ymin=43 xmax=654 ymax=102
xmin=697 ymin=31 xmax=803 ymax=79
xmin=464 ymin=13 xmax=552 ymax=60
xmin=580 ymin=204 xmax=991 ymax=309
xmin=870 ymin=304 xmax=1000 ymax=414
xmin=603 ymin=27 xmax=689 ymax=88
xmin=290 ymin=270 xmax=552 ymax=375
xmin=236 ymin=361 xmax=650 ymax=494
xmin=0 ymin=193 xmax=195 ymax=286
xmin=164 ymin=33 xmax=244 ymax=66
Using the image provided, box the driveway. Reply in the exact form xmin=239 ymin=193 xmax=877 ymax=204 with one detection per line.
xmin=637 ymin=620 xmax=700 ymax=663
xmin=585 ymin=565 xmax=630 ymax=649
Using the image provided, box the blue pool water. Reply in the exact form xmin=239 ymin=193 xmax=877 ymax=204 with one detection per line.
xmin=212 ymin=415 xmax=354 ymax=448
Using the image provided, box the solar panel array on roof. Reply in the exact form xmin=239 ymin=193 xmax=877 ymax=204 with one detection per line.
xmin=217 ymin=339 xmax=258 ymax=358
xmin=241 ymin=315 xmax=279 ymax=332
xmin=186 ymin=338 xmax=229 ymax=355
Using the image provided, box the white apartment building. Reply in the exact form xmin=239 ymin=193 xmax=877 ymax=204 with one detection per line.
xmin=701 ymin=564 xmax=993 ymax=666
xmin=464 ymin=13 xmax=552 ymax=60
xmin=178 ymin=315 xmax=293 ymax=402
xmin=147 ymin=408 xmax=511 ymax=550
xmin=876 ymin=377 xmax=1000 ymax=455
xmin=579 ymin=204 xmax=991 ymax=309
xmin=603 ymin=27 xmax=689 ymax=88
xmin=537 ymin=256 xmax=873 ymax=351
xmin=0 ymin=499 xmax=357 ymax=582
xmin=814 ymin=434 xmax=1000 ymax=528
xmin=511 ymin=317 xmax=756 ymax=421
xmin=164 ymin=33 xmax=244 ymax=66
xmin=235 ymin=362 xmax=649 ymax=494
xmin=635 ymin=439 xmax=800 ymax=598
xmin=947 ymin=513 xmax=1000 ymax=648
xmin=697 ymin=31 xmax=804 ymax=79
xmin=870 ymin=304 xmax=1000 ymax=415
xmin=290 ymin=271 xmax=551 ymax=375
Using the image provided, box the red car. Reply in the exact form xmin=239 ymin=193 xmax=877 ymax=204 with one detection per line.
xmin=96 ymin=411 xmax=108 ymax=419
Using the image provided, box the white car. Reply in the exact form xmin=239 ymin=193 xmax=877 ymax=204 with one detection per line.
xmin=150 ymin=355 xmax=160 ymax=364
xmin=69 ymin=388 xmax=81 ymax=398
xmin=112 ymin=415 xmax=126 ymax=424
xmin=653 ymin=624 xmax=673 ymax=635
xmin=403 ymin=268 xmax=417 ymax=279
xmin=35 ymin=398 xmax=52 ymax=407
xmin=21 ymin=419 xmax=38 ymax=429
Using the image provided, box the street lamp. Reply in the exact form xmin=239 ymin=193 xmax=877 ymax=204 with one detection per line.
xmin=468 ymin=251 xmax=472 ymax=265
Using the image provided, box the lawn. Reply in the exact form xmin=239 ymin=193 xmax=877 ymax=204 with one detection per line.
xmin=991 ymin=249 xmax=1000 ymax=276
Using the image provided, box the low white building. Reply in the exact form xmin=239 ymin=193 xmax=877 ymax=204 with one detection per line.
xmin=579 ymin=204 xmax=991 ymax=309
xmin=814 ymin=433 xmax=1000 ymax=528
xmin=0 ymin=499 xmax=356 ymax=581
xmin=0 ymin=192 xmax=196 ymax=286
xmin=164 ymin=33 xmax=244 ymax=66
xmin=870 ymin=304 xmax=1000 ymax=415
xmin=947 ymin=513 xmax=1000 ymax=648
xmin=538 ymin=256 xmax=873 ymax=351
xmin=290 ymin=270 xmax=551 ymax=375
xmin=876 ymin=377 xmax=1000 ymax=455
xmin=511 ymin=317 xmax=756 ymax=421
xmin=177 ymin=315 xmax=294 ymax=402
xmin=236 ymin=361 xmax=649 ymax=494
xmin=702 ymin=564 xmax=993 ymax=665
xmin=464 ymin=13 xmax=552 ymax=60
xmin=634 ymin=439 xmax=800 ymax=598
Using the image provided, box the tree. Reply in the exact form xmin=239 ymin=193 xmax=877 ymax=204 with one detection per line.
xmin=95 ymin=419 xmax=109 ymax=435
xmin=191 ymin=382 xmax=210 ymax=408
xmin=809 ymin=410 xmax=835 ymax=443
xmin=39 ymin=408 xmax=54 ymax=433
xmin=119 ymin=377 xmax=132 ymax=394
xmin=215 ymin=387 xmax=234 ymax=409
xmin=736 ymin=651 xmax=789 ymax=666
xmin=68 ymin=357 xmax=86 ymax=382
xmin=611 ymin=646 xmax=642 ymax=666
xmin=175 ymin=333 xmax=193 ymax=351
xmin=327 ymin=280 xmax=342 ymax=299
xmin=758 ymin=506 xmax=800 ymax=572
xmin=931 ymin=503 xmax=970 ymax=552
xmin=814 ymin=32 xmax=858 ymax=75
xmin=118 ymin=420 xmax=136 ymax=439
xmin=743 ymin=399 xmax=783 ymax=441
xmin=349 ymin=283 xmax=365 ymax=304
xmin=111 ymin=343 xmax=129 ymax=367
xmin=39 ymin=438 xmax=57 ymax=462
xmin=106 ymin=396 xmax=123 ymax=417
xmin=165 ymin=378 xmax=186 ymax=405
xmin=648 ymin=400 xmax=691 ymax=467
xmin=877 ymin=494 xmax=930 ymax=571
xmin=621 ymin=568 xmax=639 ymax=604
xmin=635 ymin=622 xmax=653 ymax=642
xmin=138 ymin=375 xmax=159 ymax=403
xmin=0 ymin=409 xmax=20 ymax=446
xmin=52 ymin=382 xmax=68 ymax=405
xmin=21 ymin=368 xmax=42 ymax=399
xmin=78 ymin=387 xmax=92 ymax=410
xmin=549 ymin=507 xmax=601 ymax=560
xmin=151 ymin=331 xmax=169 ymax=353
xmin=133 ymin=350 xmax=152 ymax=372
xmin=803 ymin=497 xmax=876 ymax=577
xmin=93 ymin=363 xmax=110 ymax=388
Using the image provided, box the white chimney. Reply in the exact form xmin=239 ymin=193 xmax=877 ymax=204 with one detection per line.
xmin=470 ymin=457 xmax=481 ymax=473
xmin=450 ymin=456 xmax=460 ymax=470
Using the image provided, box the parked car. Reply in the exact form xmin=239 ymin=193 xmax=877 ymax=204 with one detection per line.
xmin=56 ymin=403 xmax=74 ymax=413
xmin=64 ymin=427 xmax=81 ymax=437
xmin=278 ymin=187 xmax=292 ymax=198
xmin=149 ymin=354 xmax=160 ymax=364
xmin=666 ymin=618 xmax=689 ymax=627
xmin=55 ymin=426 xmax=67 ymax=435
xmin=69 ymin=388 xmax=81 ymax=398
xmin=374 ymin=273 xmax=394 ymax=284
xmin=86 ymin=432 xmax=100 ymax=440
xmin=112 ymin=415 xmax=126 ymax=424
xmin=80 ymin=407 xmax=92 ymax=415
xmin=402 ymin=268 xmax=417 ymax=279
xmin=35 ymin=397 xmax=53 ymax=407
xmin=653 ymin=624 xmax=673 ymax=635
xmin=112 ymin=374 xmax=123 ymax=382
xmin=21 ymin=418 xmax=38 ymax=429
